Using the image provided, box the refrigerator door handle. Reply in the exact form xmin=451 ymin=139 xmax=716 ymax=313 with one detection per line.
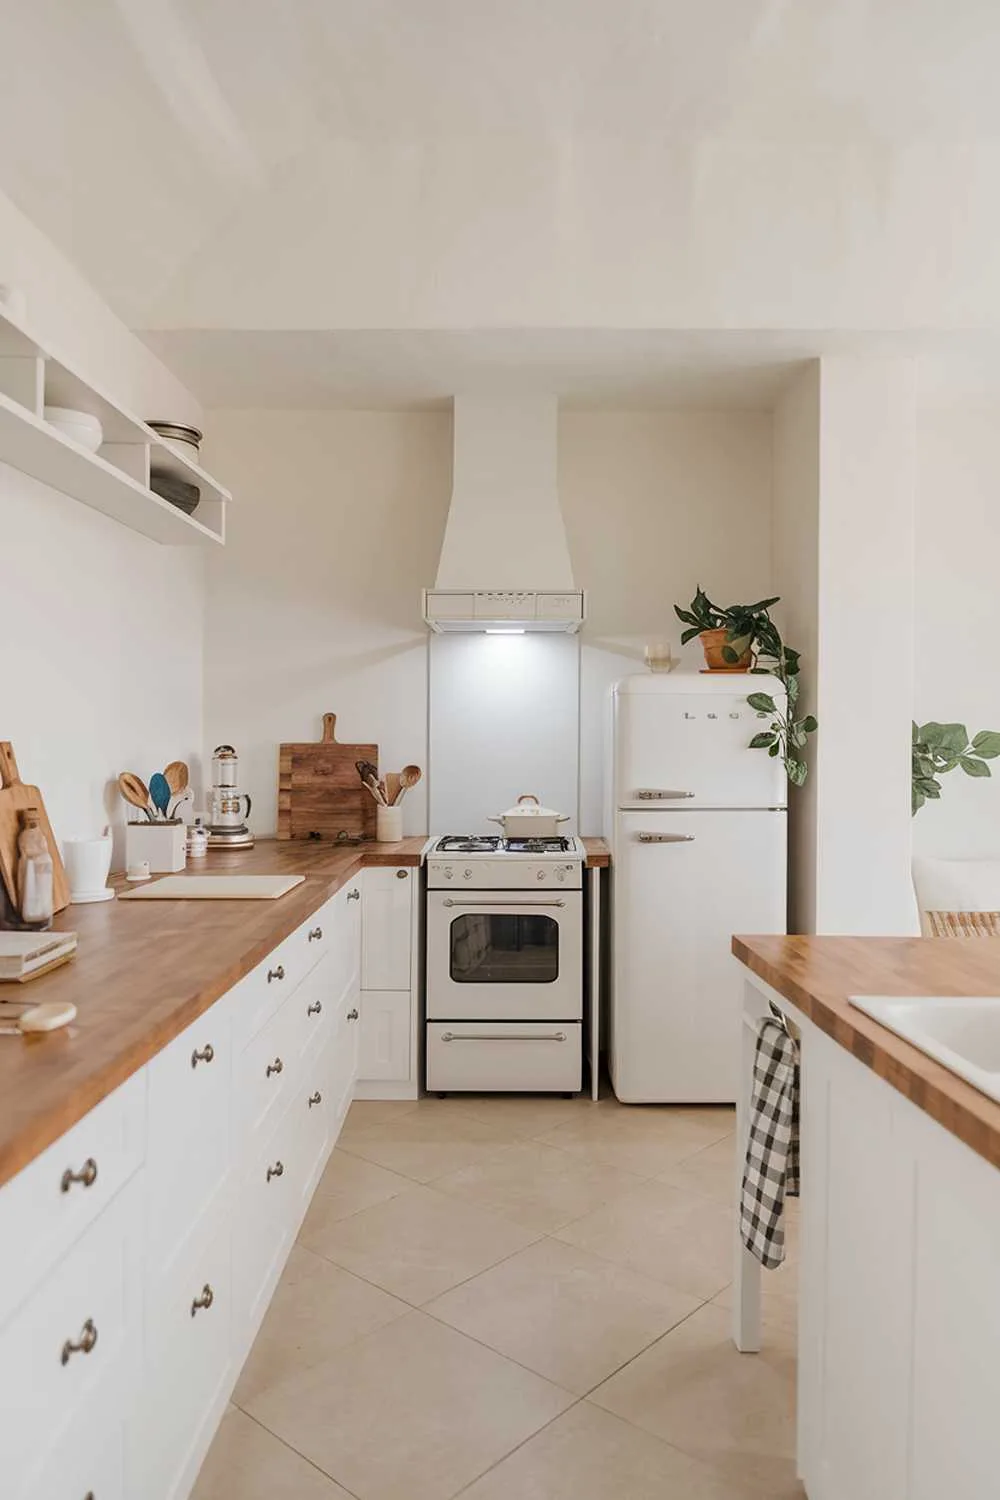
xmin=635 ymin=789 xmax=695 ymax=800
xmin=636 ymin=832 xmax=696 ymax=843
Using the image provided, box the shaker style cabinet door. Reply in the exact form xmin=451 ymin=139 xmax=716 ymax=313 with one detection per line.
xmin=358 ymin=991 xmax=411 ymax=1082
xmin=361 ymin=868 xmax=413 ymax=991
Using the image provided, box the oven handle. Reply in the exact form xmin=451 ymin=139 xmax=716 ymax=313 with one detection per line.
xmin=441 ymin=1031 xmax=568 ymax=1043
xmin=441 ymin=898 xmax=567 ymax=908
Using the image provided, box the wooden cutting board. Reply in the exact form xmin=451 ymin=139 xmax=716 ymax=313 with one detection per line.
xmin=0 ymin=742 xmax=70 ymax=913
xmin=277 ymin=713 xmax=377 ymax=843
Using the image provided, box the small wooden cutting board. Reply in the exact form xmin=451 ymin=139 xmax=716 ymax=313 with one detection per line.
xmin=277 ymin=713 xmax=377 ymax=843
xmin=0 ymin=742 xmax=70 ymax=913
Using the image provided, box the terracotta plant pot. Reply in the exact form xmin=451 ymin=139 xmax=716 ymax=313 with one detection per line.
xmin=699 ymin=627 xmax=753 ymax=672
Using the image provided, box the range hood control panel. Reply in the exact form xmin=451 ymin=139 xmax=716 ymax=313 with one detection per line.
xmin=424 ymin=589 xmax=585 ymax=633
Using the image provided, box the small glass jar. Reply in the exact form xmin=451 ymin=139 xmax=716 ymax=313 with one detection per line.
xmin=644 ymin=641 xmax=674 ymax=673
xmin=17 ymin=808 xmax=53 ymax=928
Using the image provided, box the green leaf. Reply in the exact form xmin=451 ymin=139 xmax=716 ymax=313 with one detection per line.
xmin=749 ymin=731 xmax=778 ymax=749
xmin=912 ymin=786 xmax=924 ymax=815
xmin=787 ymin=757 xmax=808 ymax=787
xmin=972 ymin=730 xmax=1000 ymax=759
xmin=919 ymin=777 xmax=942 ymax=798
xmin=679 ymin=626 xmax=702 ymax=645
xmin=800 ymin=715 xmax=818 ymax=734
xmin=960 ymin=757 xmax=991 ymax=778
xmin=674 ymin=606 xmax=697 ymax=626
xmin=938 ymin=723 xmax=971 ymax=754
xmin=747 ymin=692 xmax=777 ymax=714
xmin=768 ymin=742 xmax=780 ymax=757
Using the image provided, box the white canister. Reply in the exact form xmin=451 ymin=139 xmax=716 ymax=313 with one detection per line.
xmin=63 ymin=831 xmax=114 ymax=903
xmin=125 ymin=821 xmax=187 ymax=873
xmin=376 ymin=804 xmax=404 ymax=843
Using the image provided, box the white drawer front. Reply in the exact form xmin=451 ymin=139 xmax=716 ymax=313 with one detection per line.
xmin=0 ymin=1176 xmax=142 ymax=1494
xmin=359 ymin=990 xmax=411 ymax=1081
xmin=0 ymin=1069 xmax=145 ymax=1328
xmin=233 ymin=1104 xmax=298 ymax=1355
xmin=237 ymin=987 xmax=303 ymax=1152
xmin=230 ymin=905 xmax=329 ymax=1052
xmin=25 ymin=1403 xmax=125 ymax=1500
xmin=361 ymin=866 xmax=413 ymax=990
xmin=146 ymin=996 xmax=233 ymax=1274
xmin=291 ymin=1067 xmax=335 ymax=1229
xmin=133 ymin=1185 xmax=232 ymax=1500
xmin=426 ymin=1021 xmax=582 ymax=1093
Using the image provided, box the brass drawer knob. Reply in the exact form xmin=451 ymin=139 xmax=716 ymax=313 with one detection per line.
xmin=61 ymin=1318 xmax=98 ymax=1365
xmin=396 ymin=868 xmax=409 ymax=879
xmin=267 ymin=965 xmax=286 ymax=983
xmin=60 ymin=1157 xmax=98 ymax=1193
xmin=347 ymin=1007 xmax=359 ymax=1022
xmin=347 ymin=888 xmax=360 ymax=902
xmin=266 ymin=1057 xmax=284 ymax=1078
xmin=266 ymin=1161 xmax=284 ymax=1183
xmin=191 ymin=1043 xmax=215 ymax=1069
xmin=308 ymin=926 xmax=323 ymax=942
xmin=190 ymin=1283 xmax=214 ymax=1316
xmin=307 ymin=1000 xmax=322 ymax=1016
xmin=308 ymin=1091 xmax=322 ymax=1107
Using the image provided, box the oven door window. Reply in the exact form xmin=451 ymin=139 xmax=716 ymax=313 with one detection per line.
xmin=449 ymin=913 xmax=560 ymax=984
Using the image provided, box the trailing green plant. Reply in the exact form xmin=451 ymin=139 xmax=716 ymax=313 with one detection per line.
xmin=673 ymin=586 xmax=817 ymax=786
xmin=911 ymin=721 xmax=1000 ymax=815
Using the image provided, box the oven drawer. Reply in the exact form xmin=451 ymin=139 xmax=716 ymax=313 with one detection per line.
xmin=426 ymin=1021 xmax=582 ymax=1093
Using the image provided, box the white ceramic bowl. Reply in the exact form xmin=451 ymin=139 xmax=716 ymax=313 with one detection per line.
xmin=44 ymin=405 xmax=103 ymax=454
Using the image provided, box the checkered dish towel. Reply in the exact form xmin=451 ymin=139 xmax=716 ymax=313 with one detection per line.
xmin=740 ymin=1016 xmax=800 ymax=1270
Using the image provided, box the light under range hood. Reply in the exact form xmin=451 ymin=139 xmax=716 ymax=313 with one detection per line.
xmin=424 ymin=395 xmax=585 ymax=634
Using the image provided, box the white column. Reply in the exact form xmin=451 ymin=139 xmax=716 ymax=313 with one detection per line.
xmin=773 ymin=358 xmax=917 ymax=935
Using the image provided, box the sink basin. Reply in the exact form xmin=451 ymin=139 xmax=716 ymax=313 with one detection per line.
xmin=849 ymin=994 xmax=1000 ymax=1104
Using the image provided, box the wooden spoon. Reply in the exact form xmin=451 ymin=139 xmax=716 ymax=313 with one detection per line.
xmin=395 ymin=765 xmax=422 ymax=804
xmin=118 ymin=772 xmax=153 ymax=821
xmin=385 ymin=772 xmax=401 ymax=807
xmin=164 ymin=760 xmax=189 ymax=796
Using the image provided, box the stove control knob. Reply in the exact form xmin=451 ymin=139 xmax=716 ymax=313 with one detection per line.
xmin=463 ymin=869 xmax=473 ymax=880
xmin=555 ymin=868 xmax=566 ymax=881
xmin=537 ymin=870 xmax=547 ymax=881
xmin=443 ymin=867 xmax=454 ymax=880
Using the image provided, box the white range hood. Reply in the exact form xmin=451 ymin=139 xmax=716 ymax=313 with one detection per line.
xmin=424 ymin=395 xmax=585 ymax=633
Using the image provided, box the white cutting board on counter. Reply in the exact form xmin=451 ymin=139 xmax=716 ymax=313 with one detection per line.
xmin=119 ymin=875 xmax=306 ymax=901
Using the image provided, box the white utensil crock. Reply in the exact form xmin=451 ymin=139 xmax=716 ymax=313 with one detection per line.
xmin=376 ymin=805 xmax=404 ymax=842
xmin=64 ymin=833 xmax=113 ymax=902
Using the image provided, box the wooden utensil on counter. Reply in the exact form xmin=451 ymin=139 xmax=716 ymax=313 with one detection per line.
xmin=396 ymin=764 xmax=422 ymax=803
xmin=118 ymin=772 xmax=153 ymax=821
xmin=385 ymin=772 xmax=401 ymax=807
xmin=0 ymin=742 xmax=70 ymax=913
xmin=278 ymin=713 xmax=378 ymax=842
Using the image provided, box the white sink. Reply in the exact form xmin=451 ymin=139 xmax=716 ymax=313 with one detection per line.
xmin=849 ymin=994 xmax=1000 ymax=1104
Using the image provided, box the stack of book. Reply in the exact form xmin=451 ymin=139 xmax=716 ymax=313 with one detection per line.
xmin=0 ymin=931 xmax=78 ymax=983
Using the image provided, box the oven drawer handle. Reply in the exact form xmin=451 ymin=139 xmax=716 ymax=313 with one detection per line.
xmin=441 ymin=1030 xmax=568 ymax=1043
xmin=441 ymin=898 xmax=566 ymax=908
xmin=636 ymin=833 xmax=696 ymax=843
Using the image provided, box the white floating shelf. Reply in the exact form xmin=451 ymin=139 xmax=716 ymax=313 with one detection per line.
xmin=0 ymin=306 xmax=229 ymax=546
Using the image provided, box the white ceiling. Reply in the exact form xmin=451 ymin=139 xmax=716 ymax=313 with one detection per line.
xmin=140 ymin=327 xmax=1000 ymax=410
xmin=4 ymin=1 xmax=1000 ymax=334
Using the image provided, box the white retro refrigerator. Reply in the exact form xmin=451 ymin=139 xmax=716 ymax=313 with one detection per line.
xmin=609 ymin=673 xmax=787 ymax=1103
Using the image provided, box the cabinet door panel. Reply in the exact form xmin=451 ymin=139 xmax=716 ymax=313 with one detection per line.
xmin=361 ymin=868 xmax=413 ymax=991
xmin=359 ymin=990 xmax=411 ymax=1081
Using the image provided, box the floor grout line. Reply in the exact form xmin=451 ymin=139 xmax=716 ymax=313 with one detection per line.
xmin=233 ymin=1405 xmax=366 ymax=1499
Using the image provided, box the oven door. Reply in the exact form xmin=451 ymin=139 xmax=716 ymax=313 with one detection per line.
xmin=427 ymin=889 xmax=583 ymax=1021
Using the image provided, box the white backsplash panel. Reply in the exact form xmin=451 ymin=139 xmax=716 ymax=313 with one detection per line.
xmin=428 ymin=632 xmax=580 ymax=834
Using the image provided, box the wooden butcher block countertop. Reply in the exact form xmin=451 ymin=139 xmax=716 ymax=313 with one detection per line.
xmin=0 ymin=835 xmax=611 ymax=1189
xmin=734 ymin=934 xmax=1000 ymax=1171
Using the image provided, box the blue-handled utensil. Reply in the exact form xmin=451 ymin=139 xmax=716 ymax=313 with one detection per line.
xmin=149 ymin=772 xmax=171 ymax=819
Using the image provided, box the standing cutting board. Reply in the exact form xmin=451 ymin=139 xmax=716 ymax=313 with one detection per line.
xmin=277 ymin=713 xmax=377 ymax=842
xmin=0 ymin=742 xmax=71 ymax=913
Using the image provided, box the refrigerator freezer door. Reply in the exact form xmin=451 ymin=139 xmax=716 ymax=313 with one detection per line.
xmin=613 ymin=683 xmax=787 ymax=809
xmin=611 ymin=809 xmax=787 ymax=1103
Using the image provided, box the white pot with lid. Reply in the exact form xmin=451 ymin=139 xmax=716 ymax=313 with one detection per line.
xmin=488 ymin=794 xmax=571 ymax=838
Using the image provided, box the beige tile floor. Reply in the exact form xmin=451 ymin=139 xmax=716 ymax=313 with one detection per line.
xmin=193 ymin=1093 xmax=804 ymax=1500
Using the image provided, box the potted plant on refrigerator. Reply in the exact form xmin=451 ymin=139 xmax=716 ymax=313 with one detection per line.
xmin=674 ymin=587 xmax=781 ymax=672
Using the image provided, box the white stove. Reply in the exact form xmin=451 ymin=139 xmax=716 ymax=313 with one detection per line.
xmin=425 ymin=834 xmax=585 ymax=1095
xmin=426 ymin=834 xmax=585 ymax=891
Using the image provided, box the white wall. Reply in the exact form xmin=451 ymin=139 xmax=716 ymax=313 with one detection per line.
xmin=559 ymin=411 xmax=774 ymax=830
xmin=913 ymin=409 xmax=1000 ymax=858
xmin=772 ymin=365 xmax=820 ymax=932
xmin=0 ymin=188 xmax=206 ymax=870
xmin=200 ymin=410 xmax=453 ymax=837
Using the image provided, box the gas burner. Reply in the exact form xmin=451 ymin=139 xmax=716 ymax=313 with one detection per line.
xmin=436 ymin=835 xmax=503 ymax=853
xmin=503 ymin=836 xmax=574 ymax=854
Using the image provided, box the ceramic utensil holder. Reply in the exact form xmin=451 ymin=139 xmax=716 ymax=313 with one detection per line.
xmin=63 ymin=833 xmax=113 ymax=901
xmin=125 ymin=821 xmax=187 ymax=873
xmin=376 ymin=805 xmax=403 ymax=843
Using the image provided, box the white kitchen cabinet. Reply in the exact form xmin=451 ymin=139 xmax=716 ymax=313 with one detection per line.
xmin=357 ymin=866 xmax=420 ymax=1098
xmin=359 ymin=990 xmax=411 ymax=1081
xmin=361 ymin=866 xmax=414 ymax=990
xmin=739 ymin=972 xmax=1000 ymax=1500
xmin=0 ymin=875 xmax=382 ymax=1500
